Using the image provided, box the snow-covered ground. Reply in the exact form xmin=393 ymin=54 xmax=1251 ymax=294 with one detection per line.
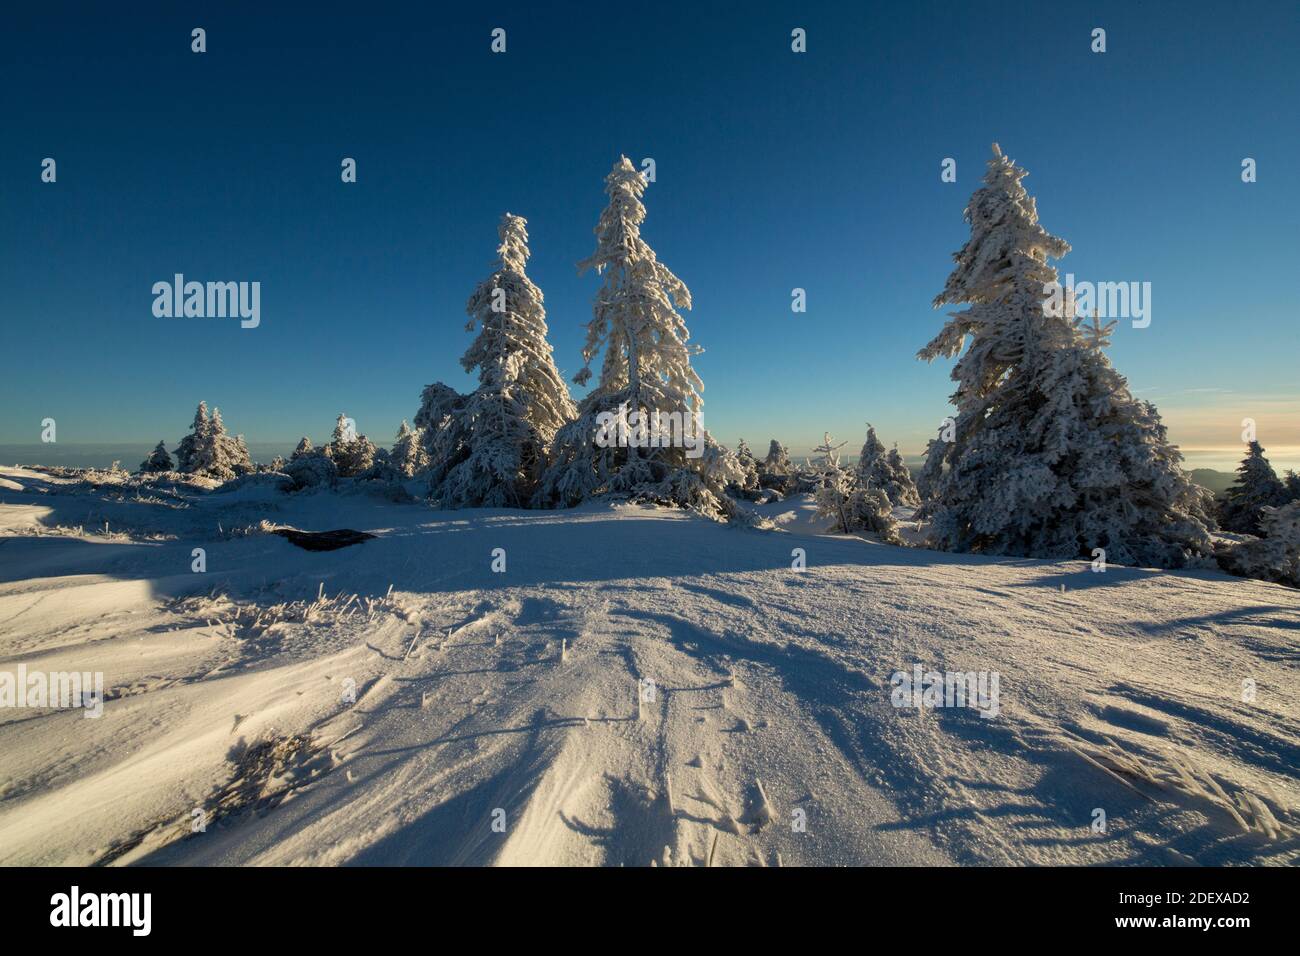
xmin=0 ymin=465 xmax=1296 ymax=866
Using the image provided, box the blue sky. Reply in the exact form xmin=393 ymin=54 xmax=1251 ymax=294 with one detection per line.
xmin=2 ymin=1 xmax=1297 ymax=469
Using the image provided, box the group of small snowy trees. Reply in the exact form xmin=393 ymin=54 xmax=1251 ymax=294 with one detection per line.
xmin=1212 ymin=441 xmax=1300 ymax=586
xmin=280 ymin=415 xmax=388 ymax=489
xmin=856 ymin=424 xmax=920 ymax=507
xmin=417 ymin=159 xmax=746 ymax=520
xmin=916 ymin=144 xmax=1215 ymax=569
xmin=324 ymin=414 xmax=377 ymax=478
xmin=153 ymin=402 xmax=252 ymax=480
xmin=1219 ymin=500 xmax=1300 ymax=588
xmin=806 ymin=429 xmax=909 ymax=541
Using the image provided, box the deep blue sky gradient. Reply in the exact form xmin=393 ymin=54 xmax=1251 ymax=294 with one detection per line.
xmin=2 ymin=1 xmax=1296 ymax=467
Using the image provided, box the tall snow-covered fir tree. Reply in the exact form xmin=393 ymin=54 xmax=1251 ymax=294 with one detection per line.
xmin=429 ymin=213 xmax=576 ymax=508
xmin=856 ymin=424 xmax=920 ymax=506
xmin=917 ymin=145 xmax=1214 ymax=568
xmin=139 ymin=440 xmax=173 ymax=473
xmin=535 ymin=157 xmax=744 ymax=519
xmin=1217 ymin=441 xmax=1291 ymax=534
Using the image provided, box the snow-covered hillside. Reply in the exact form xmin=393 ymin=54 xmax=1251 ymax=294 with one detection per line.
xmin=0 ymin=466 xmax=1296 ymax=866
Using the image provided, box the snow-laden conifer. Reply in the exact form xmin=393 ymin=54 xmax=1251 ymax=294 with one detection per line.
xmin=811 ymin=432 xmax=847 ymax=471
xmin=208 ymin=408 xmax=252 ymax=479
xmin=763 ymin=440 xmax=791 ymax=475
xmin=812 ymin=432 xmax=900 ymax=542
xmin=885 ymin=446 xmax=920 ymax=506
xmin=1218 ymin=441 xmax=1290 ymax=534
xmin=175 ymin=402 xmax=252 ymax=480
xmin=918 ymin=146 xmax=1214 ymax=567
xmin=174 ymin=402 xmax=210 ymax=474
xmin=391 ymin=420 xmax=429 ymax=478
xmin=326 ymin=413 xmax=376 ymax=478
xmin=856 ymin=424 xmax=920 ymax=506
xmin=733 ymin=438 xmax=760 ymax=492
xmin=432 ymin=214 xmax=577 ymax=508
xmin=1285 ymin=470 xmax=1300 ymax=501
xmin=536 ymin=157 xmax=744 ymax=519
xmin=284 ymin=451 xmax=338 ymax=490
xmin=140 ymin=441 xmax=173 ymax=474
xmin=1218 ymin=501 xmax=1300 ymax=588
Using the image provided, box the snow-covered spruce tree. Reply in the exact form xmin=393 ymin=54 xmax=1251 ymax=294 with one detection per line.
xmin=325 ymin=414 xmax=376 ymax=478
xmin=283 ymin=451 xmax=338 ymax=490
xmin=812 ymin=432 xmax=851 ymax=531
xmin=914 ymin=435 xmax=945 ymax=506
xmin=1285 ymin=470 xmax=1300 ymax=500
xmin=414 ymin=382 xmax=469 ymax=490
xmin=175 ymin=403 xmax=252 ymax=480
xmin=173 ymin=402 xmax=211 ymax=474
xmin=1217 ymin=441 xmax=1290 ymax=534
xmin=1218 ymin=501 xmax=1300 ymax=588
xmin=885 ymin=446 xmax=920 ymax=506
xmin=282 ymin=434 xmax=335 ymax=489
xmin=229 ymin=430 xmax=253 ymax=475
xmin=736 ymin=438 xmax=758 ymax=475
xmin=535 ymin=157 xmax=745 ymax=519
xmin=763 ymin=439 xmax=791 ymax=475
xmin=755 ymin=438 xmax=794 ymax=494
xmin=208 ymin=408 xmax=253 ymax=479
xmin=917 ymin=145 xmax=1214 ymax=567
xmin=139 ymin=440 xmax=173 ymax=473
xmin=856 ymin=424 xmax=886 ymax=482
xmin=430 ymin=214 xmax=577 ymax=508
xmin=390 ymin=420 xmax=428 ymax=478
xmin=730 ymin=438 xmax=760 ymax=494
xmin=856 ymin=424 xmax=920 ymax=507
xmin=812 ymin=432 xmax=901 ymax=542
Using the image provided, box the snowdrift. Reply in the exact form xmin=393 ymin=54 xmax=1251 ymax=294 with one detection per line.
xmin=0 ymin=466 xmax=1296 ymax=866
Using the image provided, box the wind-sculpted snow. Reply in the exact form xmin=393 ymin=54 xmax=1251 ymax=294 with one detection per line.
xmin=0 ymin=467 xmax=1296 ymax=866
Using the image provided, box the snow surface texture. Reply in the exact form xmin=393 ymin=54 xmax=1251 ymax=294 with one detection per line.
xmin=0 ymin=466 xmax=1296 ymax=866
